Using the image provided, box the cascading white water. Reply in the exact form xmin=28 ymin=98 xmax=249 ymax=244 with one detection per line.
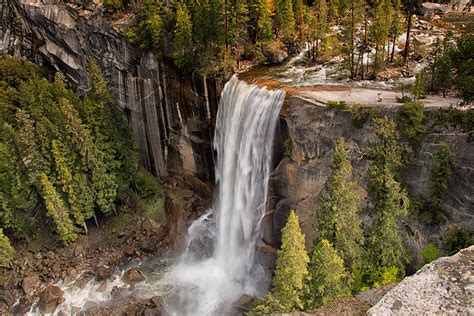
xmin=165 ymin=76 xmax=285 ymax=315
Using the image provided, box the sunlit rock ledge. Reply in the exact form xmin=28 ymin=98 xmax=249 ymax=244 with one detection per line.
xmin=368 ymin=246 xmax=474 ymax=315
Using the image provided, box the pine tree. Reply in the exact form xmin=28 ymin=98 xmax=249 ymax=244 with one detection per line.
xmin=39 ymin=172 xmax=77 ymax=244
xmin=0 ymin=229 xmax=14 ymax=267
xmin=388 ymin=0 xmax=403 ymax=63
xmin=429 ymin=142 xmax=454 ymax=214
xmin=275 ymin=0 xmax=296 ymax=43
xmin=256 ymin=0 xmax=274 ymax=43
xmin=317 ymin=138 xmax=364 ymax=269
xmin=174 ymin=2 xmax=194 ymax=70
xmin=365 ymin=117 xmax=410 ymax=278
xmin=303 ymin=239 xmax=350 ymax=309
xmin=370 ymin=0 xmax=390 ymax=73
xmin=310 ymin=0 xmax=328 ymax=58
xmin=255 ymin=210 xmax=309 ymax=312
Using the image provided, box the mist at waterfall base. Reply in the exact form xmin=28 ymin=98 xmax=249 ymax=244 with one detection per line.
xmin=163 ymin=76 xmax=285 ymax=315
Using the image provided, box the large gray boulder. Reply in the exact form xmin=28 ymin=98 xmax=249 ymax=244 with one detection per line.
xmin=368 ymin=246 xmax=474 ymax=315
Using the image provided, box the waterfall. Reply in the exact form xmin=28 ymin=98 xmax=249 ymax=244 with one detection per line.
xmin=166 ymin=76 xmax=285 ymax=315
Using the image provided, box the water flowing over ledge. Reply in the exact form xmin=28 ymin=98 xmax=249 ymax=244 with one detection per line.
xmin=164 ymin=76 xmax=285 ymax=315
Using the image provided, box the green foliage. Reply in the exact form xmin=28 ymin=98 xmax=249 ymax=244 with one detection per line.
xmin=0 ymin=229 xmax=14 ymax=267
xmin=450 ymin=34 xmax=473 ymax=104
xmin=350 ymin=104 xmax=379 ymax=128
xmin=364 ymin=117 xmax=410 ymax=279
xmin=103 ymin=0 xmax=123 ymax=14
xmin=0 ymin=57 xmax=138 ymax=245
xmin=174 ymin=2 xmax=194 ymax=70
xmin=429 ymin=142 xmax=454 ymax=215
xmin=317 ymin=138 xmax=363 ymax=269
xmin=283 ymin=137 xmax=293 ymax=157
xmin=412 ymin=70 xmax=427 ymax=100
xmin=371 ymin=266 xmax=399 ymax=288
xmin=275 ymin=0 xmax=296 ymax=43
xmin=429 ymin=106 xmax=474 ymax=141
xmin=421 ymin=243 xmax=440 ymax=264
xmin=442 ymin=227 xmax=473 ymax=255
xmin=136 ymin=168 xmax=162 ymax=198
xmin=303 ymin=239 xmax=350 ymax=309
xmin=256 ymin=0 xmax=274 ymax=43
xmin=327 ymin=100 xmax=348 ymax=111
xmin=255 ymin=210 xmax=309 ymax=312
xmin=396 ymin=100 xmax=426 ymax=143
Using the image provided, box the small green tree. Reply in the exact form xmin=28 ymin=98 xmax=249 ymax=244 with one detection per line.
xmin=442 ymin=227 xmax=473 ymax=255
xmin=365 ymin=117 xmax=410 ymax=279
xmin=275 ymin=0 xmax=296 ymax=44
xmin=396 ymin=100 xmax=426 ymax=143
xmin=450 ymin=34 xmax=473 ymax=104
xmin=317 ymin=138 xmax=363 ymax=269
xmin=412 ymin=70 xmax=427 ymax=100
xmin=256 ymin=0 xmax=274 ymax=43
xmin=0 ymin=229 xmax=14 ymax=267
xmin=255 ymin=210 xmax=309 ymax=312
xmin=421 ymin=243 xmax=440 ymax=264
xmin=39 ymin=173 xmax=77 ymax=244
xmin=303 ymin=239 xmax=349 ymax=309
xmin=429 ymin=142 xmax=454 ymax=215
xmin=174 ymin=2 xmax=194 ymax=70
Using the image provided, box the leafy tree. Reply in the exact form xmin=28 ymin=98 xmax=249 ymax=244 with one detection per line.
xmin=0 ymin=229 xmax=14 ymax=267
xmin=303 ymin=239 xmax=350 ymax=309
xmin=365 ymin=117 xmax=410 ymax=278
xmin=317 ymin=138 xmax=363 ymax=269
xmin=174 ymin=2 xmax=194 ymax=70
xmin=255 ymin=210 xmax=309 ymax=312
xmin=432 ymin=49 xmax=453 ymax=97
xmin=396 ymin=100 xmax=426 ymax=143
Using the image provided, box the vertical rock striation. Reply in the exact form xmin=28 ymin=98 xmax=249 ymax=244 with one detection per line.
xmin=0 ymin=0 xmax=222 ymax=180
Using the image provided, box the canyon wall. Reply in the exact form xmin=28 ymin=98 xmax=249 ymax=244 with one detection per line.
xmin=264 ymin=96 xmax=474 ymax=266
xmin=1 ymin=0 xmax=222 ymax=181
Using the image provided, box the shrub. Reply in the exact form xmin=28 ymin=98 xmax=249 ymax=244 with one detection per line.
xmin=396 ymin=101 xmax=426 ymax=143
xmin=429 ymin=142 xmax=454 ymax=214
xmin=327 ymin=100 xmax=348 ymax=111
xmin=429 ymin=107 xmax=474 ymax=141
xmin=371 ymin=266 xmax=399 ymax=288
xmin=442 ymin=227 xmax=473 ymax=255
xmin=103 ymin=0 xmax=123 ymax=14
xmin=421 ymin=243 xmax=440 ymax=264
xmin=0 ymin=229 xmax=14 ymax=267
xmin=412 ymin=70 xmax=427 ymax=100
xmin=136 ymin=168 xmax=162 ymax=198
xmin=350 ymin=104 xmax=379 ymax=128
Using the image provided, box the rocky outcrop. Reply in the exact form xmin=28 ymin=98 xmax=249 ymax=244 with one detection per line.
xmin=368 ymin=246 xmax=474 ymax=315
xmin=1 ymin=0 xmax=221 ymax=180
xmin=265 ymin=96 xmax=474 ymax=253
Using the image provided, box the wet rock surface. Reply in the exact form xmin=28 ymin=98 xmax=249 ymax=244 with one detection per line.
xmin=38 ymin=285 xmax=65 ymax=313
xmin=368 ymin=246 xmax=474 ymax=315
xmin=122 ymin=268 xmax=146 ymax=285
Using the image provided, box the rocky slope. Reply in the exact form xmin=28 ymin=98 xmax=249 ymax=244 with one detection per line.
xmin=368 ymin=246 xmax=474 ymax=315
xmin=1 ymin=0 xmax=221 ymax=180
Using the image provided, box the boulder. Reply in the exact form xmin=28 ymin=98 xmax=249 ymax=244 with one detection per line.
xmin=124 ymin=244 xmax=135 ymax=256
xmin=122 ymin=268 xmax=146 ymax=285
xmin=38 ymin=285 xmax=65 ymax=313
xmin=22 ymin=274 xmax=41 ymax=295
xmin=368 ymin=246 xmax=474 ymax=315
xmin=232 ymin=294 xmax=255 ymax=312
xmin=95 ymin=267 xmax=112 ymax=281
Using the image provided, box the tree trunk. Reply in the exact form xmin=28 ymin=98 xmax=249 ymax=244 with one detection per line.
xmin=83 ymin=221 xmax=88 ymax=235
xmin=93 ymin=214 xmax=100 ymax=229
xmin=390 ymin=34 xmax=396 ymax=63
xmin=403 ymin=4 xmax=414 ymax=64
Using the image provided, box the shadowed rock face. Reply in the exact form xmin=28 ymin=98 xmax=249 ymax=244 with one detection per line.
xmin=368 ymin=246 xmax=474 ymax=315
xmin=265 ymin=96 xmax=474 ymax=255
xmin=1 ymin=0 xmax=222 ymax=180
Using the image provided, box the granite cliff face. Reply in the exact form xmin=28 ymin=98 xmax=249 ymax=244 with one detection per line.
xmin=264 ymin=96 xmax=474 ymax=262
xmin=1 ymin=0 xmax=221 ymax=181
